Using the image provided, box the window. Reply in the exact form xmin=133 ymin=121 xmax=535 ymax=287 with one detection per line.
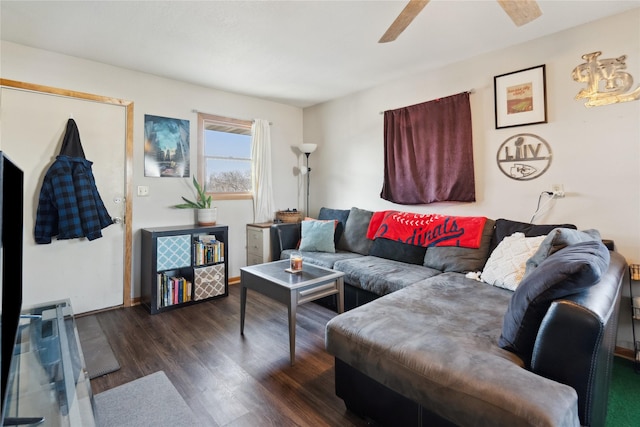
xmin=198 ymin=113 xmax=253 ymax=199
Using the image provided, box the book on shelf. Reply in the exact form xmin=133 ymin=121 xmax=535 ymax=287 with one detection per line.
xmin=193 ymin=234 xmax=224 ymax=265
xmin=157 ymin=272 xmax=192 ymax=308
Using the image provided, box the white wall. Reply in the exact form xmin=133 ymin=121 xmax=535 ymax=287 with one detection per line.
xmin=0 ymin=41 xmax=304 ymax=301
xmin=303 ymin=10 xmax=640 ymax=348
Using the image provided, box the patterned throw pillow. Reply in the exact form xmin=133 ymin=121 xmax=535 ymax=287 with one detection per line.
xmin=481 ymin=232 xmax=546 ymax=291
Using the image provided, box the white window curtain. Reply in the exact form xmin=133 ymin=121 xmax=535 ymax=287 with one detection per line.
xmin=251 ymin=119 xmax=275 ymax=223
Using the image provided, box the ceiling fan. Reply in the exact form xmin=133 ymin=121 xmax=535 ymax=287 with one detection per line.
xmin=379 ymin=0 xmax=542 ymax=43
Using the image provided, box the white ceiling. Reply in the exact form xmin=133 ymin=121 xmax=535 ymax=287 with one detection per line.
xmin=2 ymin=1 xmax=639 ymax=108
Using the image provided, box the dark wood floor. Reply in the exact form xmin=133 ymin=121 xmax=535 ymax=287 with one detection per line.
xmin=86 ymin=284 xmax=371 ymax=426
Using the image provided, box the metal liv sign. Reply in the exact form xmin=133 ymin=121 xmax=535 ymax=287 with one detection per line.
xmin=496 ymin=133 xmax=552 ymax=181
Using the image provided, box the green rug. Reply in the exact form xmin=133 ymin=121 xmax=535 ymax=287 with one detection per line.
xmin=606 ymin=357 xmax=640 ymax=427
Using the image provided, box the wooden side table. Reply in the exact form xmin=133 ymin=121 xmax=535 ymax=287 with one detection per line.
xmin=246 ymin=222 xmax=272 ymax=265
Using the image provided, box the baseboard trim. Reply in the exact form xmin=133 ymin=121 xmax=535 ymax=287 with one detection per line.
xmin=614 ymin=346 xmax=634 ymax=360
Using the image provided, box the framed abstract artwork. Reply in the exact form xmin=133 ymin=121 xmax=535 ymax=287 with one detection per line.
xmin=494 ymin=65 xmax=547 ymax=129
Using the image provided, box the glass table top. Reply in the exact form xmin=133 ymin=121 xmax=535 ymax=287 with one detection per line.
xmin=241 ymin=260 xmax=343 ymax=289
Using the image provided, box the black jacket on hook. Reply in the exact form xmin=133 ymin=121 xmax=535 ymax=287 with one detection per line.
xmin=34 ymin=118 xmax=112 ymax=243
xmin=59 ymin=118 xmax=86 ymax=158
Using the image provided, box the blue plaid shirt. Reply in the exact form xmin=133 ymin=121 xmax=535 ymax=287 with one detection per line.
xmin=35 ymin=155 xmax=113 ymax=244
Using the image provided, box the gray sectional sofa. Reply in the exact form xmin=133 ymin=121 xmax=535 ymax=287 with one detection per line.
xmin=270 ymin=207 xmax=627 ymax=427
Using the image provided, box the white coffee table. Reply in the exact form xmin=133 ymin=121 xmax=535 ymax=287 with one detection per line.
xmin=240 ymin=259 xmax=345 ymax=365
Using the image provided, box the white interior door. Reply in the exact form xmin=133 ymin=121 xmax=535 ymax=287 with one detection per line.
xmin=1 ymin=86 xmax=127 ymax=313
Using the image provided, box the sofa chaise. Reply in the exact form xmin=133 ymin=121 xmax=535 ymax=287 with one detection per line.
xmin=270 ymin=207 xmax=627 ymax=427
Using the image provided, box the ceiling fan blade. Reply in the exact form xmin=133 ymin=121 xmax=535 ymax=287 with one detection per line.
xmin=379 ymin=0 xmax=430 ymax=43
xmin=497 ymin=0 xmax=542 ymax=27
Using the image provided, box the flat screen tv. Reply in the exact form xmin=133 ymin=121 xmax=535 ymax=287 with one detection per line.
xmin=0 ymin=152 xmax=24 ymax=424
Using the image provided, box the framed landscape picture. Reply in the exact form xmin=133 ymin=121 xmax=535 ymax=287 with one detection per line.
xmin=494 ymin=64 xmax=547 ymax=129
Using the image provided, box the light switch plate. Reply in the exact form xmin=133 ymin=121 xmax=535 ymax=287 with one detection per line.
xmin=137 ymin=185 xmax=149 ymax=197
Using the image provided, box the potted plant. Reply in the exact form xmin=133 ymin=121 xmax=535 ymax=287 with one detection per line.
xmin=175 ymin=177 xmax=217 ymax=225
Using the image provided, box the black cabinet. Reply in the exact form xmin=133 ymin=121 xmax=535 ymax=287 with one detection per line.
xmin=141 ymin=225 xmax=228 ymax=314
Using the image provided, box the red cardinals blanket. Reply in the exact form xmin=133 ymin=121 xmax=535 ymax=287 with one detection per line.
xmin=367 ymin=210 xmax=487 ymax=249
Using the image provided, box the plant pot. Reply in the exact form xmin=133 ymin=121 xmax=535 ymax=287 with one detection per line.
xmin=197 ymin=207 xmax=217 ymax=226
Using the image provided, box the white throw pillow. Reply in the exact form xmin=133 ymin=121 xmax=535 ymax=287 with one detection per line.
xmin=482 ymin=232 xmax=546 ymax=291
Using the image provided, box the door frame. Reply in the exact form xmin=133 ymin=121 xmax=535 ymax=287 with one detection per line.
xmin=0 ymin=78 xmax=134 ymax=307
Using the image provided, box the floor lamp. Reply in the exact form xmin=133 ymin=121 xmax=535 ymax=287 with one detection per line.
xmin=300 ymin=143 xmax=317 ymax=216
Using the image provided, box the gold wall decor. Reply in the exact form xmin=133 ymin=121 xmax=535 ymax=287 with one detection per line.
xmin=572 ymin=51 xmax=640 ymax=107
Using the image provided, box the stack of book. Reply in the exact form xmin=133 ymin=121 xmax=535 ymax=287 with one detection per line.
xmin=157 ymin=273 xmax=192 ymax=307
xmin=194 ymin=234 xmax=224 ymax=265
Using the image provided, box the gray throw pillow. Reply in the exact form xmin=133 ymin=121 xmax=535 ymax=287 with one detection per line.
xmin=337 ymin=207 xmax=373 ymax=254
xmin=423 ymin=218 xmax=496 ymax=273
xmin=499 ymin=240 xmax=610 ymax=366
xmin=524 ymin=228 xmax=601 ymax=276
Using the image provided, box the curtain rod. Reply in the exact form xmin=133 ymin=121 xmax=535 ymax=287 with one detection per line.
xmin=191 ymin=109 xmax=272 ymax=125
xmin=379 ymin=89 xmax=475 ymax=115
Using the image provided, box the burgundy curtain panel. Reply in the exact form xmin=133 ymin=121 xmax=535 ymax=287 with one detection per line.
xmin=380 ymin=92 xmax=475 ymax=204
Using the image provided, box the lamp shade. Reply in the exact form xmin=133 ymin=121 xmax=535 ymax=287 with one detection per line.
xmin=300 ymin=143 xmax=317 ymax=154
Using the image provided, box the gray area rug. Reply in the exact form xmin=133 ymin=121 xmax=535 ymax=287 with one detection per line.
xmin=75 ymin=315 xmax=120 ymax=379
xmin=94 ymin=371 xmax=198 ymax=427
